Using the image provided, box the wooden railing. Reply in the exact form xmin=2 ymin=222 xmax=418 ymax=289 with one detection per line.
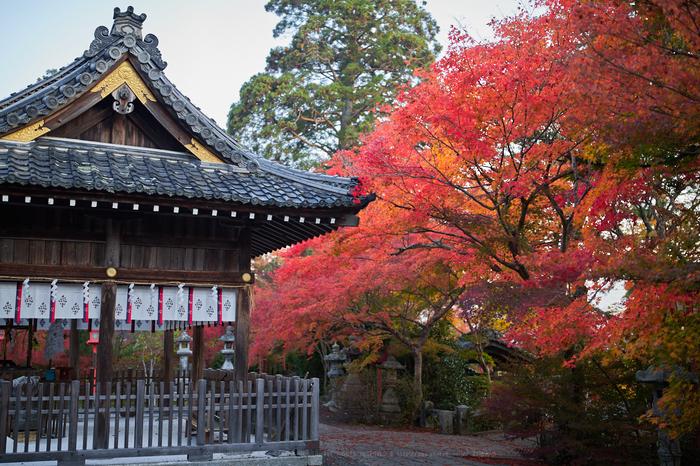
xmin=0 ymin=375 xmax=319 ymax=465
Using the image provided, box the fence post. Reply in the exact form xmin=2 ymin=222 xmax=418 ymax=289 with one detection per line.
xmin=310 ymin=378 xmax=319 ymax=441
xmin=69 ymin=380 xmax=80 ymax=450
xmin=59 ymin=381 xmax=85 ymax=466
xmin=188 ymin=379 xmax=212 ymax=461
xmin=256 ymin=378 xmax=265 ymax=444
xmin=0 ymin=380 xmax=10 ymax=453
xmin=196 ymin=379 xmax=206 ymax=446
xmin=134 ymin=380 xmax=145 ymax=448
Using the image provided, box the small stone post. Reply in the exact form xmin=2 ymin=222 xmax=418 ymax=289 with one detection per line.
xmin=456 ymin=405 xmax=470 ymax=435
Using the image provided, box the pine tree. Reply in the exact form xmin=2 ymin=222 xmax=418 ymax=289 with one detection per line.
xmin=227 ymin=0 xmax=440 ymax=169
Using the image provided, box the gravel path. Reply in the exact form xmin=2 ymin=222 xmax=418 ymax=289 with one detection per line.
xmin=318 ymin=407 xmax=539 ymax=466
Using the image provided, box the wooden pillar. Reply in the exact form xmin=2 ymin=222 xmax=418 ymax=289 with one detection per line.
xmin=234 ymin=227 xmax=252 ymax=383
xmin=164 ymin=329 xmax=174 ymax=402
xmin=96 ymin=218 xmax=119 ymax=449
xmin=69 ymin=320 xmax=80 ymax=380
xmin=191 ymin=326 xmax=205 ymax=383
xmin=234 ymin=288 xmax=251 ymax=383
xmin=26 ymin=324 xmax=33 ymax=367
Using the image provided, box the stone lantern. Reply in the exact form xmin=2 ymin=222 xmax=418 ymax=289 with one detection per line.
xmin=378 ymin=356 xmax=405 ymax=424
xmin=175 ymin=330 xmax=193 ymax=375
xmin=218 ymin=325 xmax=235 ymax=371
xmin=636 ymin=364 xmax=698 ymax=466
xmin=341 ymin=335 xmax=362 ymax=365
xmin=325 ymin=342 xmax=346 ymax=378
xmin=324 ymin=342 xmax=347 ymax=411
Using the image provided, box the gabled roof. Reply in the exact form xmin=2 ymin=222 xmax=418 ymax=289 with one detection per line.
xmin=0 ymin=7 xmax=371 ymax=256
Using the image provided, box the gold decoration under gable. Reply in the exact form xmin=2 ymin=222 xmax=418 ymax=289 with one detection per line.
xmin=92 ymin=61 xmax=155 ymax=104
xmin=186 ymin=138 xmax=224 ymax=163
xmin=2 ymin=120 xmax=51 ymax=142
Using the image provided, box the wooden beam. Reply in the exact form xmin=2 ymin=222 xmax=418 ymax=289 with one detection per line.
xmin=0 ymin=229 xmax=104 ymax=243
xmin=128 ymin=107 xmax=178 ymax=150
xmin=42 ymin=90 xmax=104 ymax=132
xmin=121 ymin=234 xmax=237 ymax=251
xmin=0 ymin=264 xmax=254 ymax=286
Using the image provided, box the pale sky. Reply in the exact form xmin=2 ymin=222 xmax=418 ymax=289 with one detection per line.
xmin=0 ymin=0 xmax=523 ymax=127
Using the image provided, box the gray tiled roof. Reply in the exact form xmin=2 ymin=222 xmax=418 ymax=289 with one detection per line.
xmin=0 ymin=137 xmax=357 ymax=209
xmin=0 ymin=8 xmax=364 ymax=209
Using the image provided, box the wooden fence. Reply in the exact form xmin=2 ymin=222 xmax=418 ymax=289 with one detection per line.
xmin=0 ymin=375 xmax=319 ymax=465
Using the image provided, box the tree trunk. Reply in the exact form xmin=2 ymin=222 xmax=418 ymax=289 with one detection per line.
xmin=338 ymin=98 xmax=353 ymax=150
xmin=412 ymin=347 xmax=422 ymax=402
xmin=476 ymin=344 xmax=492 ymax=384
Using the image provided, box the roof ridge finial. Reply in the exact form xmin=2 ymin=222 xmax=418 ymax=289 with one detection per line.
xmin=111 ymin=6 xmax=147 ymax=39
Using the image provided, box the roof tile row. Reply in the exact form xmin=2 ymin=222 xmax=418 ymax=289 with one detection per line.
xmin=0 ymin=138 xmax=356 ymax=208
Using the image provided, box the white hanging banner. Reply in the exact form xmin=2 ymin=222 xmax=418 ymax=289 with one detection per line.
xmin=0 ymin=281 xmax=238 ymax=327
xmin=20 ymin=281 xmax=50 ymax=320
xmin=86 ymin=284 xmax=101 ymax=321
xmin=162 ymin=286 xmax=186 ymax=321
xmin=114 ymin=286 xmax=129 ymax=321
xmin=191 ymin=287 xmax=216 ymax=322
xmin=0 ymin=282 xmax=17 ymax=319
xmin=129 ymin=285 xmax=157 ymax=321
xmin=221 ymin=288 xmax=236 ymax=322
xmin=54 ymin=284 xmax=85 ymax=320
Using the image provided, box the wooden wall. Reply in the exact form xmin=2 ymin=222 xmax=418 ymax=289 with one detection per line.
xmin=0 ymin=204 xmax=240 ymax=275
xmin=0 ymin=204 xmax=105 ymax=267
xmin=50 ymin=99 xmax=183 ymax=152
xmin=119 ymin=212 xmax=240 ymax=273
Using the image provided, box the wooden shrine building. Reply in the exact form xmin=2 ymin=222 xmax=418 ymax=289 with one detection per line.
xmin=0 ymin=7 xmax=370 ymax=389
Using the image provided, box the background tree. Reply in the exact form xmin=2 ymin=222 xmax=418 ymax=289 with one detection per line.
xmin=251 ymin=199 xmax=466 ymax=401
xmin=227 ymin=0 xmax=440 ymax=169
xmin=132 ymin=332 xmax=163 ymax=377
